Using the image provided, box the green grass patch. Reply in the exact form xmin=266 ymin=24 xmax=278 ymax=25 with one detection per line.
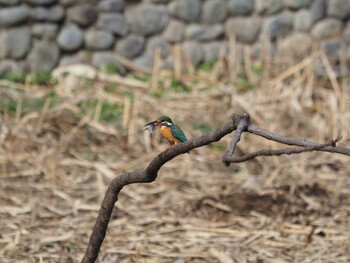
xmin=99 ymin=101 xmax=123 ymax=123
xmin=99 ymin=63 xmax=123 ymax=75
xmin=105 ymin=83 xmax=118 ymax=93
xmin=80 ymin=99 xmax=98 ymax=112
xmin=125 ymin=91 xmax=135 ymax=102
xmin=149 ymin=91 xmax=164 ymax=99
xmin=0 ymin=89 xmax=60 ymax=115
xmin=237 ymin=78 xmax=255 ymax=91
xmin=170 ymin=79 xmax=192 ymax=93
xmin=79 ymin=99 xmax=122 ymax=123
xmin=29 ymin=71 xmax=57 ymax=86
xmin=47 ymin=90 xmax=60 ymax=107
xmin=22 ymin=97 xmax=47 ymax=111
xmin=2 ymin=72 xmax=26 ymax=83
xmin=0 ymin=96 xmax=17 ymax=113
xmin=2 ymin=71 xmax=58 ymax=86
xmin=81 ymin=78 xmax=94 ymax=90
xmin=236 ymin=71 xmax=256 ymax=91
xmin=197 ymin=61 xmax=216 ymax=72
xmin=130 ymin=73 xmax=151 ymax=82
xmin=252 ymin=64 xmax=263 ymax=76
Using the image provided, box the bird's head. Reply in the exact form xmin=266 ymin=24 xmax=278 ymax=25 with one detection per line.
xmin=145 ymin=116 xmax=173 ymax=127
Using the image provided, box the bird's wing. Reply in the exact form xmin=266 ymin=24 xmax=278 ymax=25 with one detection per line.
xmin=171 ymin=125 xmax=188 ymax=142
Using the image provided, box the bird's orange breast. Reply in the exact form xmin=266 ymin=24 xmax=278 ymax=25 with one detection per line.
xmin=160 ymin=126 xmax=180 ymax=143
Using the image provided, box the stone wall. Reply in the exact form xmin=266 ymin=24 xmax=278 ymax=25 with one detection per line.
xmin=0 ymin=0 xmax=349 ymax=76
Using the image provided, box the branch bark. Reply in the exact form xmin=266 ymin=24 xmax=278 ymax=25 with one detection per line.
xmin=248 ymin=124 xmax=350 ymax=156
xmin=228 ymin=141 xmax=339 ymax=163
xmin=81 ymin=114 xmax=350 ymax=263
xmin=223 ymin=113 xmax=250 ymax=166
xmin=81 ymin=114 xmax=244 ymax=263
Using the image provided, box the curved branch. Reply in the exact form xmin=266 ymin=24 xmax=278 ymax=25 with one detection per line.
xmin=81 ymin=114 xmax=350 ymax=262
xmin=81 ymin=115 xmax=242 ymax=263
xmin=228 ymin=140 xmax=339 ymax=163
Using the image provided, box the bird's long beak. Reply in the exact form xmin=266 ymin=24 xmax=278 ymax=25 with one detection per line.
xmin=145 ymin=120 xmax=160 ymax=126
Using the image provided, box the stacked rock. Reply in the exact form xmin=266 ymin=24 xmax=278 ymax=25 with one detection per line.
xmin=0 ymin=0 xmax=349 ymax=76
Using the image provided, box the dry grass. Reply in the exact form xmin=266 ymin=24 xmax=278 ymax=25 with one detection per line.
xmin=1 ymin=44 xmax=350 ymax=263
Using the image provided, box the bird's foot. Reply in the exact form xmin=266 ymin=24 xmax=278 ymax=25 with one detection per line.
xmin=165 ymin=145 xmax=174 ymax=151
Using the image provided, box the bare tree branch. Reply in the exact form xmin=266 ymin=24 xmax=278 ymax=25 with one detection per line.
xmin=81 ymin=114 xmax=243 ymax=263
xmin=81 ymin=114 xmax=350 ymax=263
xmin=228 ymin=140 xmax=340 ymax=163
xmin=223 ymin=113 xmax=250 ymax=166
xmin=248 ymin=124 xmax=350 ymax=156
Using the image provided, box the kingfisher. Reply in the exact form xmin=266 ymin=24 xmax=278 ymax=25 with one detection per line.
xmin=145 ymin=116 xmax=188 ymax=150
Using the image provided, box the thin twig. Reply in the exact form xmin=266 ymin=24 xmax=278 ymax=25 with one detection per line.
xmin=223 ymin=114 xmax=250 ymax=166
xmin=248 ymin=124 xmax=350 ymax=156
xmin=228 ymin=140 xmax=339 ymax=163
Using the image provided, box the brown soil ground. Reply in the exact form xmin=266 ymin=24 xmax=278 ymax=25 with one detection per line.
xmin=1 ymin=48 xmax=349 ymax=262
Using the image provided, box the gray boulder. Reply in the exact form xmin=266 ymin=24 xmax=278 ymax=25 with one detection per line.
xmin=0 ymin=5 xmax=28 ymax=27
xmin=279 ymin=33 xmax=312 ymax=57
xmin=228 ymin=0 xmax=255 ymax=16
xmin=185 ymin=24 xmax=224 ymax=41
xmin=25 ymin=0 xmax=57 ymax=5
xmin=132 ymin=53 xmax=154 ymax=69
xmin=285 ymin=0 xmax=311 ymax=10
xmin=28 ymin=41 xmax=60 ymax=72
xmin=203 ymin=41 xmax=228 ymax=62
xmin=168 ymin=0 xmax=201 ymax=22
xmin=0 ymin=0 xmax=20 ymax=6
xmin=30 ymin=5 xmax=64 ymax=22
xmin=146 ymin=36 xmax=171 ymax=58
xmin=320 ymin=39 xmax=341 ymax=57
xmin=67 ymin=4 xmax=98 ymax=26
xmin=225 ymin=17 xmax=261 ymax=43
xmin=32 ymin=23 xmax=59 ymax=40
xmin=116 ymin=35 xmax=145 ymax=59
xmin=327 ymin=0 xmax=350 ymax=20
xmin=60 ymin=0 xmax=75 ymax=7
xmin=92 ymin=51 xmax=126 ymax=74
xmin=47 ymin=5 xmax=65 ymax=22
xmin=97 ymin=0 xmax=124 ymax=12
xmin=203 ymin=0 xmax=227 ymax=24
xmin=85 ymin=30 xmax=115 ymax=50
xmin=344 ymin=22 xmax=350 ymax=43
xmin=57 ymin=26 xmax=84 ymax=52
xmin=163 ymin=19 xmax=185 ymax=43
xmin=311 ymin=18 xmax=342 ymax=39
xmin=161 ymin=56 xmax=175 ymax=70
xmin=59 ymin=51 xmax=90 ymax=66
xmin=256 ymin=0 xmax=283 ymax=15
xmin=262 ymin=11 xmax=294 ymax=41
xmin=0 ymin=60 xmax=23 ymax=77
xmin=311 ymin=0 xmax=326 ymax=23
xmin=145 ymin=0 xmax=170 ymax=3
xmin=30 ymin=7 xmax=47 ymax=21
xmin=126 ymin=4 xmax=168 ymax=36
xmin=294 ymin=9 xmax=312 ymax=31
xmin=0 ymin=27 xmax=31 ymax=59
xmin=97 ymin=14 xmax=128 ymax=36
xmin=182 ymin=41 xmax=203 ymax=65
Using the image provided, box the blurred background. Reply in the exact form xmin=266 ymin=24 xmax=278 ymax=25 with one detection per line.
xmin=1 ymin=0 xmax=350 ymax=262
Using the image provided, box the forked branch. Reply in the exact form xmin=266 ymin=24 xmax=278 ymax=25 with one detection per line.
xmin=82 ymin=114 xmax=350 ymax=263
